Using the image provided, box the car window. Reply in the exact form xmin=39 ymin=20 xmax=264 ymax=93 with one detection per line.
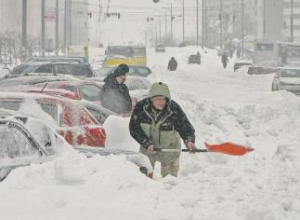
xmin=38 ymin=101 xmax=59 ymax=123
xmin=63 ymin=86 xmax=76 ymax=92
xmin=56 ymin=65 xmax=68 ymax=74
xmin=69 ymin=65 xmax=93 ymax=77
xmin=0 ymin=100 xmax=21 ymax=111
xmin=281 ymin=69 xmax=300 ymax=78
xmin=0 ymin=123 xmax=40 ymax=159
xmin=86 ymin=107 xmax=106 ymax=124
xmin=10 ymin=65 xmax=38 ymax=75
xmin=79 ymin=84 xmax=101 ymax=101
xmin=35 ymin=64 xmax=54 ymax=74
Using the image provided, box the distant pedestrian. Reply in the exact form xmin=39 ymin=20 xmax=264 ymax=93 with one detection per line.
xmin=221 ymin=53 xmax=229 ymax=69
xmin=100 ymin=64 xmax=132 ymax=114
xmin=167 ymin=57 xmax=178 ymax=71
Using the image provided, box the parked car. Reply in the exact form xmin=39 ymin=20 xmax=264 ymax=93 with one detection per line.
xmin=0 ymin=75 xmax=80 ymax=88
xmin=0 ymin=92 xmax=106 ymax=147
xmin=25 ymin=56 xmax=89 ymax=64
xmin=95 ymin=65 xmax=152 ymax=77
xmin=188 ymin=53 xmax=201 ymax=64
xmin=34 ymin=80 xmax=103 ymax=103
xmin=272 ymin=67 xmax=300 ymax=96
xmin=6 ymin=62 xmax=97 ymax=78
xmin=155 ymin=44 xmax=166 ymax=52
xmin=0 ymin=109 xmax=153 ymax=179
xmin=234 ymin=60 xmax=252 ymax=72
xmin=0 ymin=109 xmax=69 ymax=181
xmin=179 ymin=42 xmax=191 ymax=47
xmin=248 ymin=60 xmax=278 ymax=75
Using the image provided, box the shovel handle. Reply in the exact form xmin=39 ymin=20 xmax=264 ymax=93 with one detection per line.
xmin=154 ymin=148 xmax=208 ymax=153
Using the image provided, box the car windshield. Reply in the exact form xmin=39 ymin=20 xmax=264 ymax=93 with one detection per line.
xmin=0 ymin=123 xmax=39 ymax=159
xmin=281 ymin=69 xmax=300 ymax=78
xmin=10 ymin=65 xmax=39 ymax=75
xmin=68 ymin=65 xmax=93 ymax=77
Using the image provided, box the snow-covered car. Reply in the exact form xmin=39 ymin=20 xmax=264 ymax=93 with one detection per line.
xmin=0 ymin=109 xmax=69 ymax=181
xmin=5 ymin=62 xmax=97 ymax=79
xmin=272 ymin=67 xmax=300 ymax=96
xmin=0 ymin=92 xmax=106 ymax=147
xmin=34 ymin=80 xmax=103 ymax=104
xmin=248 ymin=60 xmax=278 ymax=75
xmin=155 ymin=44 xmax=166 ymax=52
xmin=17 ymin=86 xmax=116 ymax=124
xmin=0 ymin=75 xmax=80 ymax=88
xmin=188 ymin=54 xmax=201 ymax=64
xmin=95 ymin=65 xmax=152 ymax=77
xmin=125 ymin=76 xmax=150 ymax=101
xmin=25 ymin=56 xmax=89 ymax=64
xmin=233 ymin=60 xmax=252 ymax=72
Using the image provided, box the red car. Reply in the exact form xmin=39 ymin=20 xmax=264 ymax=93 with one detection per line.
xmin=0 ymin=92 xmax=106 ymax=147
xmin=35 ymin=80 xmax=137 ymax=115
xmin=36 ymin=80 xmax=103 ymax=103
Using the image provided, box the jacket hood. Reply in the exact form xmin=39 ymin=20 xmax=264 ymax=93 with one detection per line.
xmin=104 ymin=64 xmax=129 ymax=83
xmin=148 ymin=82 xmax=171 ymax=99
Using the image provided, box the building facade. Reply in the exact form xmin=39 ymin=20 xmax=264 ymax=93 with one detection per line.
xmin=283 ymin=0 xmax=300 ymax=43
xmin=0 ymin=0 xmax=89 ymax=55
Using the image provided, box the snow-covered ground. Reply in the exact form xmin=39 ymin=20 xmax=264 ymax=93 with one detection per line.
xmin=1 ymin=47 xmax=300 ymax=220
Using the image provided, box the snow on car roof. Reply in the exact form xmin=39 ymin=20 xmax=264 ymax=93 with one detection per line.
xmin=279 ymin=66 xmax=300 ymax=70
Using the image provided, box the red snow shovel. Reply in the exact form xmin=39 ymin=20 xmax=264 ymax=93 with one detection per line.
xmin=154 ymin=142 xmax=254 ymax=156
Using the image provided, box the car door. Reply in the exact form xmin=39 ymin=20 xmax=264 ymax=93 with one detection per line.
xmin=0 ymin=121 xmax=43 ymax=181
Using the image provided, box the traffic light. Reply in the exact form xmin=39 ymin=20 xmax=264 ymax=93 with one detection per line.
xmin=118 ymin=13 xmax=120 ymax=19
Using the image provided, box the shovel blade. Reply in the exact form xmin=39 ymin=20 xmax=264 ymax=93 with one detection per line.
xmin=204 ymin=142 xmax=254 ymax=156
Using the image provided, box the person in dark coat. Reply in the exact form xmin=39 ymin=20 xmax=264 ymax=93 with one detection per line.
xmin=221 ymin=53 xmax=229 ymax=69
xmin=129 ymin=82 xmax=197 ymax=177
xmin=100 ymin=64 xmax=132 ymax=114
xmin=167 ymin=57 xmax=178 ymax=71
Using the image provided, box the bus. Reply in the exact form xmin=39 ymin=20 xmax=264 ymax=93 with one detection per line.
xmin=103 ymin=45 xmax=147 ymax=67
xmin=253 ymin=41 xmax=300 ymax=66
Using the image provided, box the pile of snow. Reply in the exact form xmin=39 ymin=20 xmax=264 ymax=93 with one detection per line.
xmin=1 ymin=46 xmax=300 ymax=220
